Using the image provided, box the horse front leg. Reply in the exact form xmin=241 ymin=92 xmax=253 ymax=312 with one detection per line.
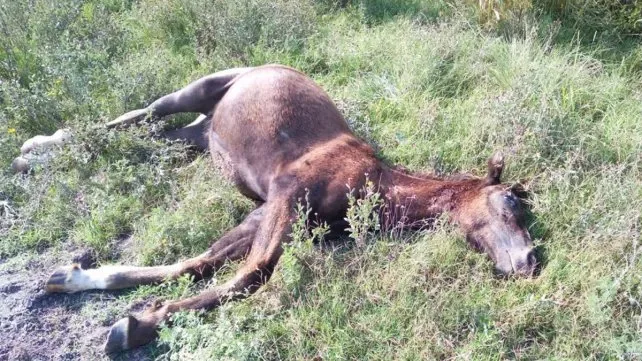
xmin=45 ymin=206 xmax=264 ymax=293
xmin=104 ymin=195 xmax=293 ymax=353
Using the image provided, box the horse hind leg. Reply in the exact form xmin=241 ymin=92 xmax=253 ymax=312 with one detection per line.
xmin=105 ymin=67 xmax=253 ymax=129
xmin=159 ymin=114 xmax=210 ymax=151
xmin=10 ymin=67 xmax=252 ymax=173
xmin=11 ymin=114 xmax=209 ymax=174
xmin=11 ymin=129 xmax=72 ymax=173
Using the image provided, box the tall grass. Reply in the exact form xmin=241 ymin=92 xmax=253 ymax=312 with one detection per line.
xmin=0 ymin=0 xmax=641 ymax=359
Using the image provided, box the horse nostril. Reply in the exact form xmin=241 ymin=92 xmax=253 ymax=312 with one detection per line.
xmin=513 ymin=250 xmax=536 ymax=274
xmin=526 ymin=250 xmax=536 ymax=268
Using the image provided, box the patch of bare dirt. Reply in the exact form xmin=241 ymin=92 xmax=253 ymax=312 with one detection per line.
xmin=0 ymin=250 xmax=156 ymax=361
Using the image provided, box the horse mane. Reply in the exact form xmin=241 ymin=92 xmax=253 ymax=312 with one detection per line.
xmin=388 ymin=164 xmax=478 ymax=182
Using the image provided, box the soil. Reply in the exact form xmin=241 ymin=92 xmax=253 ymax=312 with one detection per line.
xmin=0 ymin=249 xmax=158 ymax=361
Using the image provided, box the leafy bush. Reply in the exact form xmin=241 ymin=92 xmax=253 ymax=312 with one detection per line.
xmin=538 ymin=0 xmax=642 ymax=36
xmin=468 ymin=0 xmax=642 ymax=39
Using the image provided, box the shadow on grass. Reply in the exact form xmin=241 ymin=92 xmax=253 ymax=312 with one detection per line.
xmin=524 ymin=199 xmax=550 ymax=278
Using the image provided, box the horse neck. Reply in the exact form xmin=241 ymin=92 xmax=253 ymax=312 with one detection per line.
xmin=379 ymin=167 xmax=483 ymax=227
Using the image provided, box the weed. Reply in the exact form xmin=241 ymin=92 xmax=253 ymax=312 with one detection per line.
xmin=345 ymin=180 xmax=382 ymax=247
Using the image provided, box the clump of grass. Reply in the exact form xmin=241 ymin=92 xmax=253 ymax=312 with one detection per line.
xmin=0 ymin=167 xmax=81 ymax=256
xmin=130 ymin=157 xmax=253 ymax=266
xmin=157 ymin=304 xmax=269 ymax=360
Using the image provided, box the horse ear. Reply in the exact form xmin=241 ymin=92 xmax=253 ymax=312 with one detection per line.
xmin=485 ymin=151 xmax=504 ymax=185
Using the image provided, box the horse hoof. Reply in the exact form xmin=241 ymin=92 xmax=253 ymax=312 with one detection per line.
xmin=104 ymin=316 xmax=137 ymax=354
xmin=11 ymin=156 xmax=29 ymax=173
xmin=45 ymin=264 xmax=84 ymax=293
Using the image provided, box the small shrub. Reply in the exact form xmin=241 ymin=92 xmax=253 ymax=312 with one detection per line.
xmin=281 ymin=191 xmax=330 ymax=299
xmin=537 ymin=0 xmax=642 ymax=36
xmin=344 ymin=180 xmax=382 ymax=247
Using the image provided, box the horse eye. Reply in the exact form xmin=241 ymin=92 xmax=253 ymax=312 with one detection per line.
xmin=503 ymin=193 xmax=518 ymax=208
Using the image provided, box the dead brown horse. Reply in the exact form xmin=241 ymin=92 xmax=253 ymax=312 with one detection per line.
xmin=43 ymin=65 xmax=535 ymax=353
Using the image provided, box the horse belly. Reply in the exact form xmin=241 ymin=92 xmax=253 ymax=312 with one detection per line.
xmin=209 ymin=131 xmax=267 ymax=202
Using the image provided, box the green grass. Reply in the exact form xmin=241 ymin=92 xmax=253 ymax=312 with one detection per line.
xmin=1 ymin=0 xmax=641 ymax=359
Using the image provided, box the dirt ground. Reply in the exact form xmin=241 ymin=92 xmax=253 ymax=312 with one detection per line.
xmin=0 ymin=249 xmax=158 ymax=361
